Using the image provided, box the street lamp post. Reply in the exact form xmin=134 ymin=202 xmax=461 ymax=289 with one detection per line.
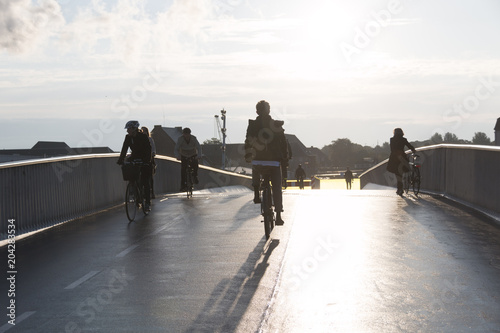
xmin=221 ymin=109 xmax=227 ymax=170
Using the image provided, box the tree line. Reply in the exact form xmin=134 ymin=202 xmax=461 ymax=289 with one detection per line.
xmin=321 ymin=131 xmax=494 ymax=169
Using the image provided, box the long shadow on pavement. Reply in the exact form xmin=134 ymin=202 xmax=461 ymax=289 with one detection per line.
xmin=185 ymin=239 xmax=280 ymax=333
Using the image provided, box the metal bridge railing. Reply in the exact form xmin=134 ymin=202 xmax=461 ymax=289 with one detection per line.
xmin=0 ymin=154 xmax=252 ymax=240
xmin=359 ymin=144 xmax=500 ymax=217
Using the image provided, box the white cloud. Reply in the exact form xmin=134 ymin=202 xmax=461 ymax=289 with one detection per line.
xmin=53 ymin=0 xmax=221 ymax=68
xmin=2 ymin=1 xmax=500 ymax=148
xmin=0 ymin=0 xmax=65 ymax=53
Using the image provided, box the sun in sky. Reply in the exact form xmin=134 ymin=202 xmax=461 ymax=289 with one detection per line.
xmin=1 ymin=0 xmax=500 ymax=150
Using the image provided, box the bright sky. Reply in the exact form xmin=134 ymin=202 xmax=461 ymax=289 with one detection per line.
xmin=1 ymin=0 xmax=500 ymax=151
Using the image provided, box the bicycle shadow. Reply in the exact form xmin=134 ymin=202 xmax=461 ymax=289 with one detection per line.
xmin=227 ymin=201 xmax=262 ymax=232
xmin=184 ymin=238 xmax=280 ymax=333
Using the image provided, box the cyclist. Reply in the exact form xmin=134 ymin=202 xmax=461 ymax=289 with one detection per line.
xmin=244 ymin=100 xmax=288 ymax=225
xmin=117 ymin=120 xmax=152 ymax=210
xmin=174 ymin=127 xmax=202 ymax=192
xmin=386 ymin=128 xmax=416 ymax=196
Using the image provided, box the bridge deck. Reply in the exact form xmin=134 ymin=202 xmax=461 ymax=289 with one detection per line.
xmin=1 ymin=187 xmax=499 ymax=332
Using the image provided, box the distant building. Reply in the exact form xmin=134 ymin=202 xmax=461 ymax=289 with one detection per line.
xmin=151 ymin=125 xmax=183 ymax=157
xmin=285 ymin=134 xmax=319 ymax=178
xmin=200 ymin=133 xmax=320 ymax=177
xmin=202 ymin=143 xmax=247 ymax=172
xmin=150 ymin=125 xmax=323 ymax=176
xmin=0 ymin=141 xmax=114 ymax=163
xmin=305 ymin=146 xmax=329 ymax=170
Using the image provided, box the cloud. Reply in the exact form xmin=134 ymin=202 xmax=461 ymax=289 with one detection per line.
xmin=0 ymin=0 xmax=65 ymax=53
xmin=0 ymin=0 xmax=295 ymax=70
xmin=50 ymin=0 xmax=223 ymax=68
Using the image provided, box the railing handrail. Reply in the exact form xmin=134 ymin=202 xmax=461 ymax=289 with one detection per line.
xmin=413 ymin=143 xmax=500 ymax=152
xmin=359 ymin=144 xmax=500 ymax=178
xmin=1 ymin=154 xmax=252 ymax=180
xmin=1 ymin=153 xmax=252 ymax=240
xmin=359 ymin=144 xmax=500 ymax=218
xmin=0 ymin=153 xmax=119 ymax=169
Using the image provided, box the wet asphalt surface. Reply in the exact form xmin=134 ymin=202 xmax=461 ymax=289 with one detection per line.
xmin=1 ymin=186 xmax=499 ymax=332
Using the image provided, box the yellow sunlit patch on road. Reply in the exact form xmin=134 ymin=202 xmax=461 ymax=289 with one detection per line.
xmin=315 ymin=179 xmax=360 ymax=190
xmin=284 ymin=179 xmax=359 ymax=190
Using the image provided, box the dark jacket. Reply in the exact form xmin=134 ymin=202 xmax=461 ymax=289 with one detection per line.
xmin=387 ymin=135 xmax=415 ymax=174
xmin=244 ymin=115 xmax=288 ymax=162
xmin=295 ymin=166 xmax=306 ymax=179
xmin=118 ymin=131 xmax=152 ymax=164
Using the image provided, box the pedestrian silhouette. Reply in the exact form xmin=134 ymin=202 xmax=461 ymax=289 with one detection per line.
xmin=295 ymin=164 xmax=306 ymax=189
xmin=386 ymin=128 xmax=416 ymax=196
xmin=344 ymin=167 xmax=353 ymax=189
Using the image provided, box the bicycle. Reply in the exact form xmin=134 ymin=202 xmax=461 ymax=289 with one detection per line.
xmin=255 ymin=165 xmax=276 ymax=240
xmin=402 ymin=153 xmax=421 ymax=196
xmin=184 ymin=156 xmax=197 ymax=199
xmin=121 ymin=160 xmax=150 ymax=221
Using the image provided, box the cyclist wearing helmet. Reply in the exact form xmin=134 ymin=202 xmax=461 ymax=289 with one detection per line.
xmin=174 ymin=127 xmax=202 ymax=191
xmin=117 ymin=120 xmax=153 ymax=209
xmin=245 ymin=100 xmax=288 ymax=225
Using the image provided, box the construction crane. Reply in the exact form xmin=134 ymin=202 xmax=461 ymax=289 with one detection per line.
xmin=214 ymin=109 xmax=227 ymax=170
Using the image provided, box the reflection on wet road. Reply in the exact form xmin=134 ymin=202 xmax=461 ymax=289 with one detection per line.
xmin=1 ymin=187 xmax=499 ymax=332
xmin=263 ymin=190 xmax=500 ymax=332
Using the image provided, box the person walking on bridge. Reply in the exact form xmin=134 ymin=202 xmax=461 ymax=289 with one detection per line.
xmin=344 ymin=167 xmax=353 ymax=190
xmin=386 ymin=128 xmax=416 ymax=196
xmin=142 ymin=126 xmax=157 ymax=199
xmin=295 ymin=164 xmax=306 ymax=189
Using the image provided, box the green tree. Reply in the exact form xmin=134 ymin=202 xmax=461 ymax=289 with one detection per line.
xmin=443 ymin=132 xmax=460 ymax=143
xmin=472 ymin=132 xmax=491 ymax=145
xmin=430 ymin=132 xmax=443 ymax=145
xmin=322 ymin=138 xmax=364 ymax=167
xmin=203 ymin=138 xmax=222 ymax=145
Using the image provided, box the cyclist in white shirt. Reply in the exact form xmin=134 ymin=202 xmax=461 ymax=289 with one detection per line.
xmin=174 ymin=127 xmax=202 ymax=192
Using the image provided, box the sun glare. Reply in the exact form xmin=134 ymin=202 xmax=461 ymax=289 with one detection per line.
xmin=282 ymin=3 xmax=359 ymax=79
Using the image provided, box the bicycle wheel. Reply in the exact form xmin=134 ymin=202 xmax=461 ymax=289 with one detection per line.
xmin=186 ymin=171 xmax=193 ymax=199
xmin=402 ymin=172 xmax=410 ymax=194
xmin=262 ymin=186 xmax=273 ymax=240
xmin=125 ymin=182 xmax=137 ymax=222
xmin=412 ymin=167 xmax=421 ymax=196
